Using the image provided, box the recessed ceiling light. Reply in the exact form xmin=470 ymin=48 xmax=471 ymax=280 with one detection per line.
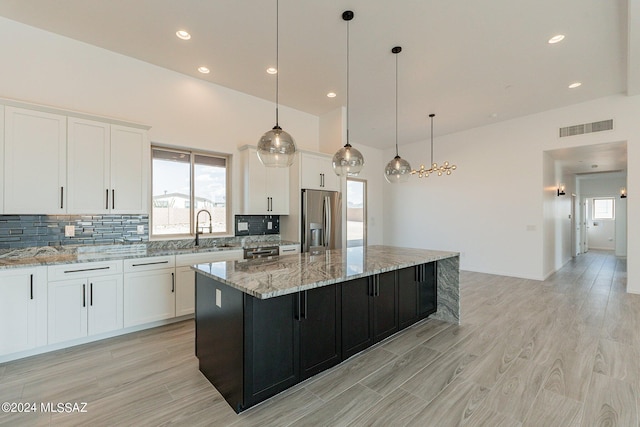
xmin=490 ymin=112 xmax=498 ymax=118
xmin=176 ymin=30 xmax=191 ymax=40
xmin=327 ymin=92 xmax=337 ymax=98
xmin=568 ymin=82 xmax=582 ymax=89
xmin=548 ymin=34 xmax=565 ymax=44
xmin=198 ymin=66 xmax=210 ymax=74
xmin=266 ymin=67 xmax=278 ymax=75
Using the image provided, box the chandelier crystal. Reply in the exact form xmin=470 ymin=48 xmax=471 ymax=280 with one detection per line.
xmin=412 ymin=114 xmax=456 ymax=178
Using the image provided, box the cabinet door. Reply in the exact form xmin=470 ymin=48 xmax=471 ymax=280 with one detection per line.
xmin=242 ymin=149 xmax=268 ymax=214
xmin=299 ymin=285 xmax=341 ymax=379
xmin=48 ymin=278 xmax=88 ymax=344
xmin=111 ymin=125 xmax=149 ymax=214
xmin=418 ymin=263 xmax=437 ymax=319
xmin=4 ymin=106 xmax=67 ymax=214
xmin=341 ymin=277 xmax=373 ymax=359
xmin=373 ymin=271 xmax=399 ymax=342
xmin=67 ymin=118 xmax=110 ymax=214
xmin=398 ymin=266 xmax=419 ymax=329
xmin=124 ymin=269 xmax=175 ymax=327
xmin=266 ymin=166 xmax=289 ymax=214
xmin=175 ymin=266 xmax=195 ymax=316
xmin=87 ymin=275 xmax=123 ymax=336
xmin=0 ymin=269 xmax=42 ymax=355
xmin=300 ymin=153 xmax=339 ymax=191
xmin=244 ymin=293 xmax=299 ymax=408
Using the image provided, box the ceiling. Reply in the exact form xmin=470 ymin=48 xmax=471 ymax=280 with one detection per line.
xmin=0 ymin=0 xmax=634 ymax=152
xmin=547 ymin=141 xmax=628 ymax=176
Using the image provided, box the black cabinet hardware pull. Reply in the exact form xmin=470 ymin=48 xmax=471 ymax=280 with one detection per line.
xmin=60 ymin=187 xmax=64 ymax=209
xmin=82 ymin=284 xmax=86 ymax=307
xmin=30 ymin=274 xmax=34 ymax=300
xmin=131 ymin=261 xmax=169 ymax=267
xmin=282 ymin=248 xmax=296 ymax=252
xmin=303 ymin=291 xmax=308 ymax=319
xmin=90 ymin=283 xmax=93 ymax=306
xmin=295 ymin=292 xmax=302 ymax=321
xmin=64 ymin=266 xmax=110 ymax=274
xmin=106 ymin=189 xmax=109 ymax=209
xmin=171 ymin=272 xmax=175 ymax=293
xmin=112 ymin=189 xmax=115 ymax=210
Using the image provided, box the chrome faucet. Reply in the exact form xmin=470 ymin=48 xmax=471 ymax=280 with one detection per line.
xmin=195 ymin=209 xmax=212 ymax=246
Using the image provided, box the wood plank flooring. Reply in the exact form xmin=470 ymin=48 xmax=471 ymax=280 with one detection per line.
xmin=1 ymin=250 xmax=636 ymax=426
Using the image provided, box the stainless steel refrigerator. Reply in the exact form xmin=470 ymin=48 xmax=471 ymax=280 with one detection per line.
xmin=301 ymin=189 xmax=342 ymax=254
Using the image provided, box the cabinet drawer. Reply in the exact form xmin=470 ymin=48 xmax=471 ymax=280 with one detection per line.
xmin=279 ymin=245 xmax=300 ymax=255
xmin=176 ymin=250 xmax=243 ymax=267
xmin=48 ymin=260 xmax=123 ymax=281
xmin=124 ymin=255 xmax=175 ymax=272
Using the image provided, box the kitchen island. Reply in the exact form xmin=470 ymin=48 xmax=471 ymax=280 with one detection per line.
xmin=193 ymin=245 xmax=459 ymax=413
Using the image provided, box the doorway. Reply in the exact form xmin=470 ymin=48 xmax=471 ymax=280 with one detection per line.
xmin=346 ymin=178 xmax=366 ymax=247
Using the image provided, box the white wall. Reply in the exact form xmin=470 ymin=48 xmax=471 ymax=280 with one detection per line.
xmin=0 ymin=17 xmax=320 ymax=223
xmin=383 ymin=94 xmax=640 ymax=290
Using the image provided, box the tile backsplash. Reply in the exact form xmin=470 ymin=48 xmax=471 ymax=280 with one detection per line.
xmin=235 ymin=215 xmax=280 ymax=236
xmin=0 ymin=214 xmax=149 ymax=249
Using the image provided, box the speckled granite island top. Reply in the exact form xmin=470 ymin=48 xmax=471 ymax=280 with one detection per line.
xmin=193 ymin=245 xmax=458 ymax=300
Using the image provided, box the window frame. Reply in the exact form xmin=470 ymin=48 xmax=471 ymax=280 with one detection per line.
xmin=592 ymin=197 xmax=615 ymax=220
xmin=346 ymin=177 xmax=367 ymax=248
xmin=151 ymin=145 xmax=232 ymax=239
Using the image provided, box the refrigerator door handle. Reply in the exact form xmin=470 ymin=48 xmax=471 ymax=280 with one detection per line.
xmin=324 ymin=195 xmax=331 ymax=248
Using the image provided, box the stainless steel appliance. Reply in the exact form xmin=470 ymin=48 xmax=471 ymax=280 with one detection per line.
xmin=243 ymin=246 xmax=279 ymax=259
xmin=301 ymin=189 xmax=342 ymax=254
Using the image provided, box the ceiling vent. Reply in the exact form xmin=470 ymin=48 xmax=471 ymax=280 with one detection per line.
xmin=559 ymin=119 xmax=613 ymax=138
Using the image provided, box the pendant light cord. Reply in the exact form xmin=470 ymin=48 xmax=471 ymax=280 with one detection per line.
xmin=395 ymin=51 xmax=399 ymax=157
xmin=275 ymin=0 xmax=280 ymax=126
xmin=346 ymin=18 xmax=350 ymax=144
xmin=430 ymin=114 xmax=434 ymax=165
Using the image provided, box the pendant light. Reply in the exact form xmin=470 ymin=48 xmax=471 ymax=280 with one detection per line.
xmin=332 ymin=10 xmax=365 ymax=177
xmin=384 ymin=46 xmax=412 ymax=184
xmin=411 ymin=114 xmax=457 ymax=178
xmin=257 ymin=0 xmax=296 ymax=168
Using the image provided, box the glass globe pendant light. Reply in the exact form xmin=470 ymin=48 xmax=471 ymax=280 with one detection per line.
xmin=384 ymin=46 xmax=412 ymax=184
xmin=332 ymin=10 xmax=365 ymax=177
xmin=257 ymin=0 xmax=296 ymax=168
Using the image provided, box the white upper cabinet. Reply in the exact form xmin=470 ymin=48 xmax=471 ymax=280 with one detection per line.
xmin=4 ymin=106 xmax=67 ymax=214
xmin=67 ymin=118 xmax=111 ymax=214
xmin=0 ymin=105 xmax=4 ymax=214
xmin=240 ymin=146 xmax=290 ymax=215
xmin=300 ymin=152 xmax=340 ymax=192
xmin=67 ymin=119 xmax=149 ymax=214
xmin=110 ymin=125 xmax=149 ymax=214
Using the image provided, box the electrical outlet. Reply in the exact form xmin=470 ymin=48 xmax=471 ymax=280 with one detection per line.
xmin=64 ymin=225 xmax=75 ymax=237
xmin=267 ymin=221 xmax=273 ymax=230
xmin=137 ymin=225 xmax=145 ymax=234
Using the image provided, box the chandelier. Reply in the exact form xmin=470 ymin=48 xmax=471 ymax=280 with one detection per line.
xmin=412 ymin=113 xmax=456 ymax=178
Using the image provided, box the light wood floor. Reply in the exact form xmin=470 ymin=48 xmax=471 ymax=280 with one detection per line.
xmin=1 ymin=250 xmax=636 ymax=426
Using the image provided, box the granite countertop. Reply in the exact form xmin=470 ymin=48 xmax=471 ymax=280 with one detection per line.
xmin=193 ymin=245 xmax=459 ymax=299
xmin=0 ymin=240 xmax=299 ymax=269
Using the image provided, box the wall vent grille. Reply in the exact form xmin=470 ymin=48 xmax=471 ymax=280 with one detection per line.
xmin=559 ymin=119 xmax=613 ymax=137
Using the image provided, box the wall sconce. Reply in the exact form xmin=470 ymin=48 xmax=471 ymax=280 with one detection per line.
xmin=557 ymin=184 xmax=566 ymax=196
xmin=620 ymin=187 xmax=627 ymax=198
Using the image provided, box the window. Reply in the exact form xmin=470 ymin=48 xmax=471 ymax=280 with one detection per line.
xmin=346 ymin=178 xmax=366 ymax=247
xmin=151 ymin=147 xmax=230 ymax=237
xmin=593 ymin=198 xmax=615 ymax=220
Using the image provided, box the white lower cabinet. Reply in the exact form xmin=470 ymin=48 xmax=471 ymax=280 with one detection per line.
xmin=175 ymin=250 xmax=243 ymax=316
xmin=47 ymin=261 xmax=123 ymax=345
xmin=0 ymin=267 xmax=47 ymax=356
xmin=124 ymin=256 xmax=176 ymax=327
xmin=279 ymin=244 xmax=300 ymax=255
